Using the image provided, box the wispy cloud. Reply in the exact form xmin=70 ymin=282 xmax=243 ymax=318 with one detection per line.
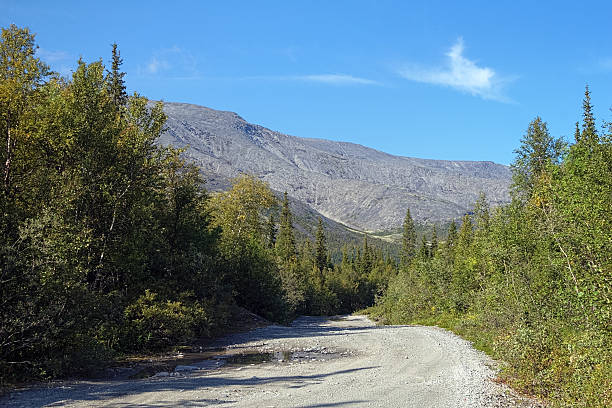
xmin=36 ymin=48 xmax=71 ymax=63
xmin=292 ymin=74 xmax=380 ymax=85
xmin=244 ymin=74 xmax=380 ymax=86
xmin=139 ymin=46 xmax=199 ymax=77
xmin=398 ymin=38 xmax=513 ymax=102
xmin=35 ymin=48 xmax=74 ymax=77
xmin=598 ymin=57 xmax=612 ymax=71
xmin=147 ymin=57 xmax=170 ymax=74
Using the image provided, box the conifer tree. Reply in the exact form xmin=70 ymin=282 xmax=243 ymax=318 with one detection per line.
xmin=276 ymin=191 xmax=296 ymax=262
xmin=574 ymin=121 xmax=581 ymax=143
xmin=107 ymin=43 xmax=128 ymax=108
xmin=360 ymin=234 xmax=372 ymax=275
xmin=580 ymin=85 xmax=598 ymax=145
xmin=511 ymin=117 xmax=564 ymax=199
xmin=430 ymin=225 xmax=438 ymax=255
xmin=457 ymin=214 xmax=473 ymax=247
xmin=315 ymin=217 xmax=327 ymax=271
xmin=419 ymin=234 xmax=429 ymax=258
xmin=447 ymin=220 xmax=458 ymax=248
xmin=401 ymin=208 xmax=417 ymax=264
xmin=267 ymin=214 xmax=276 ymax=249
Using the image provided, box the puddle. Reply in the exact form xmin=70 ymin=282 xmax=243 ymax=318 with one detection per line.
xmin=224 ymin=350 xmax=342 ymax=366
xmin=133 ymin=348 xmax=348 ymax=378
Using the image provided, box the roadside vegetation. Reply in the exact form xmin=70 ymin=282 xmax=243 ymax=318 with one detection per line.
xmin=370 ymin=92 xmax=611 ymax=407
xmin=2 ymin=25 xmax=610 ymax=408
xmin=0 ymin=25 xmax=393 ymax=385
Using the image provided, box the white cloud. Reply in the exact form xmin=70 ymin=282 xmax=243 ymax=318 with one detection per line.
xmin=293 ymin=74 xmax=380 ymax=85
xmin=140 ymin=46 xmax=198 ymax=77
xmin=398 ymin=38 xmax=512 ymax=102
xmin=36 ymin=48 xmax=71 ymax=63
xmin=244 ymin=74 xmax=380 ymax=86
xmin=147 ymin=57 xmax=169 ymax=74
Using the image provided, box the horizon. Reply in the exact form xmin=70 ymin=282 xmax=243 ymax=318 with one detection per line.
xmin=3 ymin=1 xmax=612 ymax=164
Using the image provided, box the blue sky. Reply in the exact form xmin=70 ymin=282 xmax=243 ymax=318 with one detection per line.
xmin=3 ymin=0 xmax=612 ymax=164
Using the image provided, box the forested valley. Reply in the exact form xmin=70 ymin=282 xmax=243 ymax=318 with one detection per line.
xmin=1 ymin=25 xmax=610 ymax=407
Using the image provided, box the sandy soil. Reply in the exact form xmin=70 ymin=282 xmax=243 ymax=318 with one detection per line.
xmin=1 ymin=315 xmax=541 ymax=407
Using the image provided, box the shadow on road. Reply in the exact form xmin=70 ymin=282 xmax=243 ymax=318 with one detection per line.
xmin=6 ymin=366 xmax=379 ymax=407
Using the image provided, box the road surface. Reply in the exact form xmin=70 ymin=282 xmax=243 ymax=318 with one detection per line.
xmin=2 ymin=315 xmax=540 ymax=407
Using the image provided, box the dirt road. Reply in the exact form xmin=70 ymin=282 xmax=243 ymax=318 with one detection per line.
xmin=3 ymin=315 xmax=539 ymax=407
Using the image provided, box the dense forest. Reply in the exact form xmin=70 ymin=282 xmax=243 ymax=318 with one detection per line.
xmin=1 ymin=25 xmax=610 ymax=408
xmin=371 ymin=91 xmax=611 ymax=407
xmin=0 ymin=25 xmax=393 ymax=384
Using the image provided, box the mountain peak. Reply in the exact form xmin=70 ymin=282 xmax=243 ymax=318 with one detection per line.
xmin=158 ymin=102 xmax=511 ymax=231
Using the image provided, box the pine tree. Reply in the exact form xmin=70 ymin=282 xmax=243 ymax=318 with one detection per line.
xmin=447 ymin=220 xmax=458 ymax=248
xmin=511 ymin=116 xmax=565 ymax=199
xmin=580 ymin=85 xmax=598 ymax=145
xmin=574 ymin=121 xmax=581 ymax=143
xmin=457 ymin=214 xmax=473 ymax=247
xmin=276 ymin=192 xmax=296 ymax=262
xmin=401 ymin=208 xmax=417 ymax=264
xmin=430 ymin=225 xmax=438 ymax=255
xmin=267 ymin=214 xmax=276 ymax=249
xmin=107 ymin=43 xmax=128 ymax=108
xmin=315 ymin=217 xmax=327 ymax=272
xmin=419 ymin=234 xmax=429 ymax=258
xmin=360 ymin=234 xmax=372 ymax=275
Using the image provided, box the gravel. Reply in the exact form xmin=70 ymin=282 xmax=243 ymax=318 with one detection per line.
xmin=1 ymin=315 xmax=542 ymax=407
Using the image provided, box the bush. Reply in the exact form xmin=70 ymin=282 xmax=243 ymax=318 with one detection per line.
xmin=122 ymin=290 xmax=211 ymax=351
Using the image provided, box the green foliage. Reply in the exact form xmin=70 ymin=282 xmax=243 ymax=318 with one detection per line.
xmin=373 ymin=89 xmax=612 ymax=407
xmin=123 ymin=290 xmax=210 ymax=351
xmin=314 ymin=217 xmax=328 ymax=272
xmin=276 ymin=191 xmax=296 ymax=262
xmin=401 ymin=208 xmax=416 ymax=265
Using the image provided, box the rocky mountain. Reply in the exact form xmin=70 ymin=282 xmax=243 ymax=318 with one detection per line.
xmin=158 ymin=102 xmax=512 ymax=232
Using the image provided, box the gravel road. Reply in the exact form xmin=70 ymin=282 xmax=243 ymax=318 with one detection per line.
xmin=2 ymin=315 xmax=540 ymax=407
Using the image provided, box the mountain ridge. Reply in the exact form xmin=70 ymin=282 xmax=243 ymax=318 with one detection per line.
xmin=157 ymin=101 xmax=512 ymax=231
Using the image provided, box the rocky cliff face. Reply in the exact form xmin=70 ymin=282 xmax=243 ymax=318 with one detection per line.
xmin=158 ymin=102 xmax=511 ymax=231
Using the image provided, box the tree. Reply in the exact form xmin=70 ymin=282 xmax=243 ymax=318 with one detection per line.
xmin=106 ymin=43 xmax=127 ymax=108
xmin=580 ymin=85 xmax=598 ymax=145
xmin=315 ymin=217 xmax=327 ymax=272
xmin=511 ymin=117 xmax=565 ymax=199
xmin=266 ymin=214 xmax=276 ymax=249
xmin=209 ymin=175 xmax=277 ymax=256
xmin=401 ymin=208 xmax=417 ymax=265
xmin=430 ymin=225 xmax=438 ymax=255
xmin=447 ymin=220 xmax=458 ymax=248
xmin=276 ymin=191 xmax=296 ymax=262
xmin=0 ymin=25 xmax=50 ymax=194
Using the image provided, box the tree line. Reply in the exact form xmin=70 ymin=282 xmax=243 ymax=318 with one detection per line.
xmin=372 ymin=87 xmax=611 ymax=407
xmin=0 ymin=25 xmax=391 ymax=384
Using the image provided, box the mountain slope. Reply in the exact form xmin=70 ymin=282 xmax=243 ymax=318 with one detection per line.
xmin=158 ymin=102 xmax=511 ymax=231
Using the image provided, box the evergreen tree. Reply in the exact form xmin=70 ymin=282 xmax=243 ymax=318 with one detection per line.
xmin=315 ymin=217 xmax=327 ymax=271
xmin=574 ymin=121 xmax=581 ymax=143
xmin=580 ymin=85 xmax=598 ymax=145
xmin=275 ymin=191 xmax=296 ymax=262
xmin=457 ymin=214 xmax=473 ymax=247
xmin=430 ymin=225 xmax=438 ymax=255
xmin=447 ymin=220 xmax=458 ymax=248
xmin=360 ymin=234 xmax=373 ymax=275
xmin=401 ymin=208 xmax=417 ymax=264
xmin=266 ymin=214 xmax=276 ymax=249
xmin=107 ymin=43 xmax=127 ymax=108
xmin=419 ymin=234 xmax=428 ymax=258
xmin=511 ymin=117 xmax=565 ymax=199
